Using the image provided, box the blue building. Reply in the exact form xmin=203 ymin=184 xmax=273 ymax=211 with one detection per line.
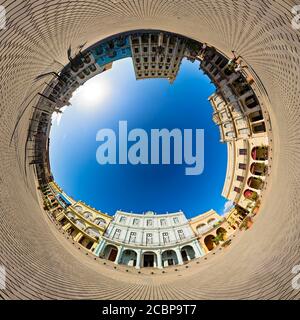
xmin=90 ymin=35 xmax=132 ymax=67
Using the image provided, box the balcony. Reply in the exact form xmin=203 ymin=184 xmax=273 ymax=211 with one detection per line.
xmin=102 ymin=235 xmax=197 ymax=248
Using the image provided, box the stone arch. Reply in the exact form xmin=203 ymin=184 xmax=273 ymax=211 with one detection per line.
xmin=204 ymin=235 xmax=215 ymax=252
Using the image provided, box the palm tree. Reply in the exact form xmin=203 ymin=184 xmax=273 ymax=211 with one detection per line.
xmin=212 ymin=233 xmax=225 ymax=245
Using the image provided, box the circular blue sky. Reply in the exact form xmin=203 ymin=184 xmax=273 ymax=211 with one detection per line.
xmin=50 ymin=58 xmax=228 ymax=218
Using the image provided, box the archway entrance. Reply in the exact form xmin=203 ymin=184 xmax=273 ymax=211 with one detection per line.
xmin=181 ymin=245 xmax=196 ymax=262
xmin=216 ymin=227 xmax=227 ymax=241
xmin=103 ymin=244 xmax=118 ymax=262
xmin=143 ymin=252 xmax=157 ymax=267
xmin=204 ymin=235 xmax=215 ymax=251
xmin=120 ymin=249 xmax=137 ymax=267
xmin=162 ymin=250 xmax=178 ymax=267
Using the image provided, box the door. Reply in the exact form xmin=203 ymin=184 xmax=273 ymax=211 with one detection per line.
xmin=181 ymin=250 xmax=188 ymax=262
xmin=108 ymin=248 xmax=118 ymax=262
xmin=143 ymin=254 xmax=154 ymax=267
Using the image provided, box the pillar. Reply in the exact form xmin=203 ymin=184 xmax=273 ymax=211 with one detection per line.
xmin=114 ymin=246 xmax=123 ymax=265
xmin=94 ymin=238 xmax=106 ymax=257
xmin=193 ymin=241 xmax=204 ymax=258
xmin=175 ymin=247 xmax=184 ymax=265
xmin=62 ymin=222 xmax=71 ymax=231
xmin=74 ymin=232 xmax=83 ymax=242
xmin=157 ymin=251 xmax=162 ymax=269
xmin=135 ymin=249 xmax=142 ymax=269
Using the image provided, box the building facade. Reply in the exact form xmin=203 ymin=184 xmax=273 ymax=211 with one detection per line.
xmin=189 ymin=210 xmax=234 ymax=253
xmin=95 ymin=210 xmax=204 ymax=269
xmin=129 ymin=31 xmax=187 ymax=83
xmin=225 ymin=205 xmax=248 ymax=230
xmin=203 ymin=47 xmax=270 ymax=211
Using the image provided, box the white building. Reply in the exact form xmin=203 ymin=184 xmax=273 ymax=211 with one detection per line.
xmin=94 ymin=210 xmax=204 ymax=269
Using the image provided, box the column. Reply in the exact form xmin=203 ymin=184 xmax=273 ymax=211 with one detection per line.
xmin=193 ymin=241 xmax=203 ymax=258
xmin=62 ymin=222 xmax=71 ymax=231
xmin=94 ymin=238 xmax=106 ymax=257
xmin=114 ymin=246 xmax=123 ymax=265
xmin=175 ymin=247 xmax=184 ymax=265
xmin=156 ymin=250 xmax=162 ymax=269
xmin=135 ymin=249 xmax=142 ymax=269
xmin=74 ymin=232 xmax=83 ymax=243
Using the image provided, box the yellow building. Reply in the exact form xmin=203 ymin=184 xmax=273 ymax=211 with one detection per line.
xmin=56 ymin=201 xmax=112 ymax=253
xmin=225 ymin=205 xmax=248 ymax=230
xmin=189 ymin=210 xmax=235 ymax=253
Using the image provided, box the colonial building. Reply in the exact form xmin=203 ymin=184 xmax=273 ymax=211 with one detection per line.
xmin=41 ymin=181 xmax=112 ymax=253
xmin=95 ymin=210 xmax=204 ymax=269
xmin=203 ymin=47 xmax=270 ymax=211
xmin=56 ymin=201 xmax=112 ymax=252
xmin=189 ymin=210 xmax=234 ymax=253
xmin=129 ymin=31 xmax=187 ymax=83
xmin=221 ymin=136 xmax=269 ymax=210
xmin=225 ymin=205 xmax=248 ymax=230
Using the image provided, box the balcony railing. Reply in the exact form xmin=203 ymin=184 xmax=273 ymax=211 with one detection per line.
xmin=102 ymin=234 xmax=197 ymax=248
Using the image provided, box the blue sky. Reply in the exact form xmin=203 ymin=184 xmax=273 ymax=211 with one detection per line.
xmin=50 ymin=58 xmax=230 ymax=218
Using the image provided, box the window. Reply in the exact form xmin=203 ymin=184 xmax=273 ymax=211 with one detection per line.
xmin=177 ymin=230 xmax=185 ymax=240
xmin=143 ymin=47 xmax=148 ymax=53
xmin=146 ymin=233 xmax=153 ymax=244
xmin=147 ymin=219 xmax=153 ymax=227
xmin=239 ymin=149 xmax=247 ymax=155
xmin=94 ymin=218 xmax=106 ymax=227
xmin=160 ymin=219 xmax=166 ymax=227
xmin=119 ymin=216 xmax=126 ymax=223
xmin=84 ymin=211 xmax=93 ymax=220
xmin=249 ymin=111 xmax=263 ymax=122
xmin=238 ymin=128 xmax=250 ymax=135
xmin=173 ymin=217 xmax=179 ymax=224
xmin=252 ymin=122 xmax=266 ymax=133
xmin=162 ymin=232 xmax=170 ymax=244
xmin=239 ymin=163 xmax=247 ymax=170
xmin=129 ymin=232 xmax=136 ymax=243
xmin=114 ymin=229 xmax=121 ymax=239
xmin=234 ymin=187 xmax=241 ymax=193
xmin=133 ymin=218 xmax=140 ymax=226
xmin=237 ymin=175 xmax=244 ymax=182
xmin=134 ymin=47 xmax=139 ymax=53
xmin=215 ymin=56 xmax=223 ymax=65
xmin=245 ymin=95 xmax=258 ymax=109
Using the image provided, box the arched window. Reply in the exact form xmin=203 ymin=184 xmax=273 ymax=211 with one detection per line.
xmin=250 ymin=163 xmax=267 ymax=176
xmin=207 ymin=218 xmax=216 ymax=224
xmin=251 ymin=146 xmax=268 ymax=161
xmin=247 ymin=177 xmax=264 ymax=190
xmin=244 ymin=190 xmax=258 ymax=201
xmin=74 ymin=206 xmax=83 ymax=213
xmin=75 ymin=220 xmax=86 ymax=230
xmin=94 ymin=218 xmax=106 ymax=227
xmin=85 ymin=228 xmax=100 ymax=239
